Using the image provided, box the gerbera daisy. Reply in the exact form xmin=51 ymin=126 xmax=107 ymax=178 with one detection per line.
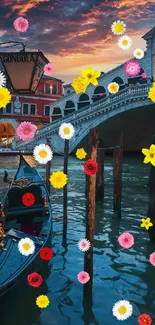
xmin=149 ymin=252 xmax=155 ymax=266
xmin=0 ymin=87 xmax=11 ymax=109
xmin=118 ymin=232 xmax=134 ymax=249
xmin=118 ymin=35 xmax=132 ymax=50
xmin=148 ymin=84 xmax=155 ymax=103
xmin=44 ymin=63 xmax=55 ymax=75
xmin=33 ymin=144 xmax=53 ymax=164
xmin=49 ymin=171 xmax=67 ymax=188
xmin=75 ymin=148 xmax=87 ymax=160
xmin=59 ymin=123 xmax=75 ymax=140
xmin=36 ymin=295 xmax=50 ymax=308
xmin=124 ymin=60 xmax=141 ymax=77
xmin=16 ymin=121 xmax=36 ymax=141
xmin=78 ymin=238 xmax=91 ymax=252
xmin=27 ymin=272 xmax=43 ymax=288
xmin=111 ymin=20 xmax=126 ymax=35
xmin=108 ymin=82 xmax=119 ymax=94
xmin=134 ymin=48 xmax=144 ymax=60
xmin=138 ymin=313 xmax=152 ymax=325
xmin=18 ymin=237 xmax=35 ymax=256
xmin=13 ymin=17 xmax=29 ymax=32
xmin=80 ymin=66 xmax=101 ymax=86
xmin=77 ymin=271 xmax=90 ymax=284
xmin=0 ymin=71 xmax=6 ymax=87
xmin=112 ymin=300 xmax=133 ymax=321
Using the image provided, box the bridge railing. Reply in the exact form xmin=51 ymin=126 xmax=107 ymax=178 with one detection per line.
xmin=16 ymin=83 xmax=151 ymax=148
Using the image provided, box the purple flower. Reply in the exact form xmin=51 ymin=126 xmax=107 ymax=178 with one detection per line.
xmin=124 ymin=60 xmax=141 ymax=77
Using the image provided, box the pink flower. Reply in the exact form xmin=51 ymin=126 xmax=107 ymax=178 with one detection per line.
xmin=77 ymin=271 xmax=90 ymax=284
xmin=124 ymin=60 xmax=141 ymax=77
xmin=142 ymin=72 xmax=147 ymax=79
xmin=13 ymin=17 xmax=29 ymax=32
xmin=149 ymin=252 xmax=155 ymax=266
xmin=44 ymin=63 xmax=55 ymax=75
xmin=118 ymin=232 xmax=134 ymax=248
xmin=78 ymin=238 xmax=91 ymax=252
xmin=16 ymin=122 xmax=36 ymax=141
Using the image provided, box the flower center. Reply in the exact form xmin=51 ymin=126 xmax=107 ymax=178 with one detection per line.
xmin=150 ymin=153 xmax=154 ymax=158
xmin=136 ymin=51 xmax=141 ymax=56
xmin=114 ymin=23 xmax=124 ymax=33
xmin=56 ymin=177 xmax=61 ymax=182
xmin=33 ymin=277 xmax=38 ymax=282
xmin=63 ymin=127 xmax=70 ymax=134
xmin=24 ymin=129 xmax=29 ymax=134
xmin=23 ymin=243 xmax=30 ymax=250
xmin=39 ymin=150 xmax=47 ymax=158
xmin=82 ymin=275 xmax=86 ymax=279
xmin=122 ymin=40 xmax=128 ymax=46
xmin=118 ymin=306 xmax=127 ymax=314
xmin=87 ymin=74 xmax=92 ymax=79
xmin=124 ymin=238 xmax=128 ymax=242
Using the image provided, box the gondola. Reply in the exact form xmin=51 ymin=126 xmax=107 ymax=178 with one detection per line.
xmin=0 ymin=155 xmax=52 ymax=297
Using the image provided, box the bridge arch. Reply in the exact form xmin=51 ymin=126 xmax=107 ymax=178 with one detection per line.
xmin=78 ymin=94 xmax=90 ymax=110
xmin=92 ymin=86 xmax=106 ymax=103
xmin=51 ymin=107 xmax=62 ymax=122
xmin=112 ymin=76 xmax=125 ymax=91
xmin=0 ymin=122 xmax=15 ymax=142
xmin=64 ymin=100 xmax=75 ymax=116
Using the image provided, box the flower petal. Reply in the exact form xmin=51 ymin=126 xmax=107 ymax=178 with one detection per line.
xmin=142 ymin=148 xmax=150 ymax=156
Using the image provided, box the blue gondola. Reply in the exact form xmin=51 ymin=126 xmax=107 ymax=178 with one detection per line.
xmin=0 ymin=155 xmax=52 ymax=297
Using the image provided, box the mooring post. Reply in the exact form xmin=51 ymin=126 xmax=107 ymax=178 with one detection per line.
xmin=83 ymin=128 xmax=98 ymax=307
xmin=85 ymin=133 xmax=90 ymax=198
xmin=46 ymin=138 xmax=51 ymax=193
xmin=147 ymin=135 xmax=155 ymax=242
xmin=96 ymin=139 xmax=104 ymax=200
xmin=113 ymin=145 xmax=122 ymax=217
xmin=63 ymin=139 xmax=69 ymax=242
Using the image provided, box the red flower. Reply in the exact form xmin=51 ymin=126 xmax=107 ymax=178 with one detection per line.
xmin=138 ymin=314 xmax=152 ymax=325
xmin=40 ymin=247 xmax=53 ymax=261
xmin=84 ymin=159 xmax=98 ymax=175
xmin=27 ymin=272 xmax=43 ymax=288
xmin=22 ymin=192 xmax=35 ymax=206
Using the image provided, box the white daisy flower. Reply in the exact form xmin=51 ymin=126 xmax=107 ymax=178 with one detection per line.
xmin=108 ymin=82 xmax=119 ymax=94
xmin=59 ymin=123 xmax=75 ymax=140
xmin=18 ymin=237 xmax=35 ymax=256
xmin=33 ymin=144 xmax=53 ymax=164
xmin=78 ymin=238 xmax=91 ymax=252
xmin=118 ymin=35 xmax=132 ymax=50
xmin=133 ymin=48 xmax=144 ymax=59
xmin=0 ymin=71 xmax=6 ymax=87
xmin=112 ymin=300 xmax=133 ymax=321
xmin=111 ymin=20 xmax=126 ymax=35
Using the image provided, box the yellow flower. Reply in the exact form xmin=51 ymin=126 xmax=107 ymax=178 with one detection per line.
xmin=49 ymin=171 xmax=67 ymax=188
xmin=0 ymin=87 xmax=11 ymax=109
xmin=72 ymin=77 xmax=88 ymax=94
xmin=36 ymin=295 xmax=50 ymax=308
xmin=80 ymin=66 xmax=101 ymax=86
xmin=140 ymin=217 xmax=153 ymax=230
xmin=148 ymin=84 xmax=155 ymax=102
xmin=142 ymin=144 xmax=155 ymax=166
xmin=111 ymin=20 xmax=126 ymax=35
xmin=108 ymin=82 xmax=119 ymax=94
xmin=76 ymin=148 xmax=87 ymax=160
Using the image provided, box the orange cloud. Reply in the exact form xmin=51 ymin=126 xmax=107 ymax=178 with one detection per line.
xmin=6 ymin=0 xmax=51 ymax=15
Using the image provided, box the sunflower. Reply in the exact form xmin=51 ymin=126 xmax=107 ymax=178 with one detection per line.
xmin=118 ymin=35 xmax=132 ymax=50
xmin=36 ymin=295 xmax=50 ymax=308
xmin=0 ymin=87 xmax=11 ymax=109
xmin=134 ymin=48 xmax=144 ymax=59
xmin=111 ymin=20 xmax=126 ymax=35
xmin=59 ymin=123 xmax=75 ymax=140
xmin=33 ymin=144 xmax=53 ymax=164
xmin=148 ymin=84 xmax=155 ymax=103
xmin=112 ymin=300 xmax=133 ymax=321
xmin=80 ymin=66 xmax=101 ymax=86
xmin=76 ymin=148 xmax=87 ymax=160
xmin=108 ymin=82 xmax=119 ymax=94
xmin=18 ymin=237 xmax=35 ymax=256
xmin=49 ymin=171 xmax=68 ymax=188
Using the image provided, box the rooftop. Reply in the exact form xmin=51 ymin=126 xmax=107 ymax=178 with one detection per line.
xmin=42 ymin=74 xmax=64 ymax=83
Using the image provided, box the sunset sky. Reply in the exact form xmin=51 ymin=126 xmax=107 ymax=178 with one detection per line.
xmin=0 ymin=0 xmax=155 ymax=84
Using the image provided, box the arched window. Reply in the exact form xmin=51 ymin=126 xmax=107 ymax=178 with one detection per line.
xmin=92 ymin=86 xmax=106 ymax=103
xmin=112 ymin=77 xmax=125 ymax=91
xmin=51 ymin=107 xmax=62 ymax=122
xmin=64 ymin=100 xmax=75 ymax=116
xmin=78 ymin=94 xmax=90 ymax=110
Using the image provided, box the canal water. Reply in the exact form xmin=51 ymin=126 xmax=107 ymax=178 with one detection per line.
xmin=0 ymin=154 xmax=154 ymax=325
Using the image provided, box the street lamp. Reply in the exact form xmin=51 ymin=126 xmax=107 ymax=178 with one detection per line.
xmin=0 ymin=42 xmax=49 ymax=93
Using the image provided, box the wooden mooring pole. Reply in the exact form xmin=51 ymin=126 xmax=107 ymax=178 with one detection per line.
xmin=63 ymin=139 xmax=69 ymax=242
xmin=46 ymin=138 xmax=51 ymax=193
xmin=113 ymin=145 xmax=122 ymax=217
xmin=147 ymin=135 xmax=155 ymax=242
xmin=83 ymin=128 xmax=98 ymax=307
xmin=96 ymin=139 xmax=104 ymax=200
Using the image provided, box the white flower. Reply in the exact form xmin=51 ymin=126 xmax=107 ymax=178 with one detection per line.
xmin=59 ymin=123 xmax=75 ymax=140
xmin=133 ymin=48 xmax=144 ymax=59
xmin=0 ymin=71 xmax=6 ymax=87
xmin=108 ymin=82 xmax=119 ymax=94
xmin=78 ymin=238 xmax=91 ymax=252
xmin=33 ymin=144 xmax=53 ymax=164
xmin=111 ymin=20 xmax=126 ymax=35
xmin=112 ymin=300 xmax=133 ymax=321
xmin=18 ymin=237 xmax=35 ymax=256
xmin=118 ymin=35 xmax=132 ymax=50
